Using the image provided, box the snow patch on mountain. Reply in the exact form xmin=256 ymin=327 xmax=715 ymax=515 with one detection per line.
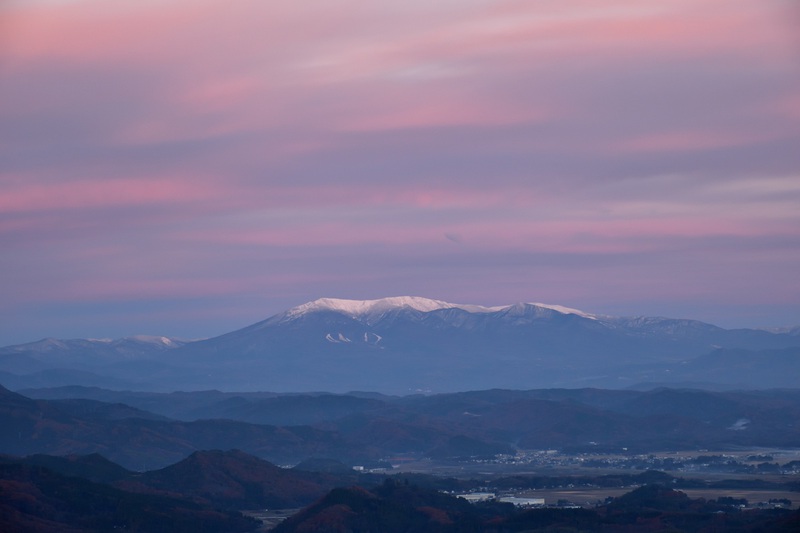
xmin=526 ymin=303 xmax=596 ymax=319
xmin=126 ymin=335 xmax=178 ymax=347
xmin=727 ymin=418 xmax=750 ymax=431
xmin=287 ymin=296 xmax=476 ymax=318
xmin=283 ymin=296 xmax=595 ymax=321
xmin=325 ymin=333 xmax=353 ymax=343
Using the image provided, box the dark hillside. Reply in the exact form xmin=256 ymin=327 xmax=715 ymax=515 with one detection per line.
xmin=0 ymin=462 xmax=256 ymax=533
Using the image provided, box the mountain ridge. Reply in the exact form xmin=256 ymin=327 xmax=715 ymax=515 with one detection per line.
xmin=1 ymin=296 xmax=798 ymax=393
xmin=277 ymin=296 xmax=597 ymax=323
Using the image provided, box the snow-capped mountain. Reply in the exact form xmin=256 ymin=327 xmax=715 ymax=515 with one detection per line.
xmin=0 ymin=335 xmax=184 ymax=364
xmin=0 ymin=336 xmax=186 ymax=389
xmin=1 ymin=297 xmax=798 ymax=393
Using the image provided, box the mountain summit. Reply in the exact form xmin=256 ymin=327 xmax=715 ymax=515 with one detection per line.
xmin=279 ymin=296 xmax=595 ymax=323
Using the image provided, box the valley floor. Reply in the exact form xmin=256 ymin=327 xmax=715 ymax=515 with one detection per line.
xmin=389 ymin=447 xmax=800 ymax=509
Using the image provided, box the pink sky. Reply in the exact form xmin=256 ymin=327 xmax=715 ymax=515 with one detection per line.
xmin=1 ymin=0 xmax=799 ymax=344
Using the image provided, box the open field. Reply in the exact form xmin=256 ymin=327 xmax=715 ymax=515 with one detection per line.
xmin=515 ymin=488 xmax=799 ymax=509
xmin=391 ymin=447 xmax=800 ymax=476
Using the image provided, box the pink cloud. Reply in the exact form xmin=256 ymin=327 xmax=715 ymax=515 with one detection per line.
xmin=161 ymin=202 xmax=793 ymax=254
xmin=471 ymin=0 xmax=794 ymax=64
xmin=0 ymin=1 xmax=239 ymax=67
xmin=4 ymin=0 xmax=793 ymax=149
xmin=5 ymin=1 xmax=790 ymax=85
xmin=0 ymin=174 xmax=531 ymax=222
xmin=0 ymin=174 xmax=224 ymax=214
xmin=10 ymin=267 xmax=284 ymax=305
xmin=761 ymin=93 xmax=800 ymax=120
xmin=340 ymin=88 xmax=551 ymax=132
xmin=607 ymin=130 xmax=778 ymax=153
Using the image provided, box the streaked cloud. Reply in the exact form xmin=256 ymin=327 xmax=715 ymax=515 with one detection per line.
xmin=1 ymin=0 xmax=798 ymax=343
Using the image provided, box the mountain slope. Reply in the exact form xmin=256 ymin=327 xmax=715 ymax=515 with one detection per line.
xmin=0 ymin=460 xmax=256 ymax=533
xmin=129 ymin=449 xmax=342 ymax=508
xmin=162 ymin=297 xmax=800 ymax=392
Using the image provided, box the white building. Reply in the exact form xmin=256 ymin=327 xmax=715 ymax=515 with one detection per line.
xmin=457 ymin=492 xmax=496 ymax=502
xmin=498 ymin=496 xmax=545 ymax=507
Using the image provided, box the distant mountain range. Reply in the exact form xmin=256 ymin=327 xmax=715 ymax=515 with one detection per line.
xmin=1 ymin=297 xmax=798 ymax=393
xmin=6 ymin=383 xmax=800 ymax=469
